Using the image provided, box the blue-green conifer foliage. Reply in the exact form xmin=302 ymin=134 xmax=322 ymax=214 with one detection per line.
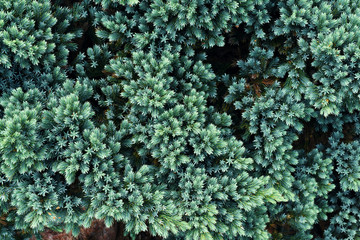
xmin=0 ymin=0 xmax=360 ymax=239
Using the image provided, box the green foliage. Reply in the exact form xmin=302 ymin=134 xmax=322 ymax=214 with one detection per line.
xmin=92 ymin=0 xmax=272 ymax=49
xmin=267 ymin=147 xmax=335 ymax=239
xmin=101 ymin=50 xmax=284 ymax=239
xmin=0 ymin=0 xmax=85 ymax=93
xmin=224 ymin=79 xmax=313 ymax=200
xmin=1 ymin=0 xmax=360 ymax=239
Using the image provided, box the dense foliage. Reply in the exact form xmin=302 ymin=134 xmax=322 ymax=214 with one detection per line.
xmin=0 ymin=0 xmax=360 ymax=239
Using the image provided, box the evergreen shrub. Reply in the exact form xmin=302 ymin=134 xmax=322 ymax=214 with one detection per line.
xmin=1 ymin=0 xmax=360 ymax=239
